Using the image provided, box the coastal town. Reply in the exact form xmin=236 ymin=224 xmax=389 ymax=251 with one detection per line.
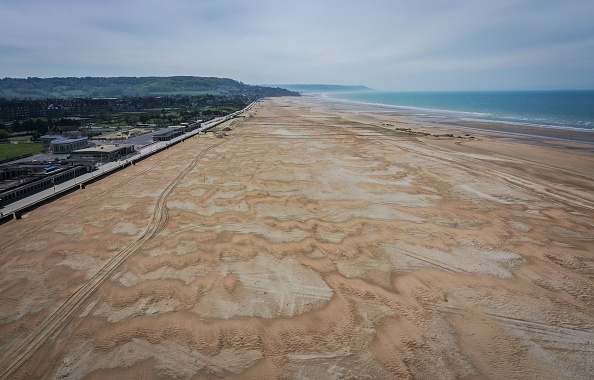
xmin=1 ymin=102 xmax=255 ymax=220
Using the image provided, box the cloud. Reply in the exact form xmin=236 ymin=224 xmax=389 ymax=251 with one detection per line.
xmin=1 ymin=0 xmax=593 ymax=90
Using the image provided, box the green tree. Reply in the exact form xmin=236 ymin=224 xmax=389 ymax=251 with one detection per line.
xmin=99 ymin=109 xmax=112 ymax=122
xmin=0 ymin=129 xmax=9 ymax=141
xmin=11 ymin=120 xmax=21 ymax=132
xmin=34 ymin=119 xmax=48 ymax=134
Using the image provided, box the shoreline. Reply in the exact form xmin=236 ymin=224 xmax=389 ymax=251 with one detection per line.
xmin=302 ymin=95 xmax=594 ymax=178
xmin=312 ymin=94 xmax=594 ymax=145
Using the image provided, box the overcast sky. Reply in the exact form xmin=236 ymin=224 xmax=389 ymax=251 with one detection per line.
xmin=1 ymin=0 xmax=593 ymax=90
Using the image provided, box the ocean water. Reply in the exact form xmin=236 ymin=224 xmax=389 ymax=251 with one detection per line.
xmin=326 ymin=91 xmax=594 ymax=131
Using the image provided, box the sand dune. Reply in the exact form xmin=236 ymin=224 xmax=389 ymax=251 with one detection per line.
xmin=0 ymin=97 xmax=593 ymax=379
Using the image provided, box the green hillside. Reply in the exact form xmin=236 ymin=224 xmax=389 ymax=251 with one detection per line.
xmin=0 ymin=76 xmax=299 ymax=99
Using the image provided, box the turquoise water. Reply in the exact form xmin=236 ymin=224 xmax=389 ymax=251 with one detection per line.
xmin=326 ymin=91 xmax=594 ymax=131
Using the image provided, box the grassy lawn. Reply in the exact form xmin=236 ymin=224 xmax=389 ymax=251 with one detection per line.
xmin=8 ymin=135 xmax=34 ymax=142
xmin=0 ymin=143 xmax=47 ymax=162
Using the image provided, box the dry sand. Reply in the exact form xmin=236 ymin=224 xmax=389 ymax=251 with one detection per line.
xmin=0 ymin=97 xmax=593 ymax=379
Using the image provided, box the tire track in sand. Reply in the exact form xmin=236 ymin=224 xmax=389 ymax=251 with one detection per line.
xmin=0 ymin=146 xmax=183 ymax=252
xmin=0 ymin=136 xmax=234 ymax=380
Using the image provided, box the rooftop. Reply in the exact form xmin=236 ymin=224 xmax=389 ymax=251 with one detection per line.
xmin=72 ymin=144 xmax=133 ymax=154
xmin=153 ymin=128 xmax=182 ymax=136
xmin=50 ymin=137 xmax=88 ymax=145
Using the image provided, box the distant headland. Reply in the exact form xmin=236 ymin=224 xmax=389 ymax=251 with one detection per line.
xmin=270 ymin=84 xmax=374 ymax=93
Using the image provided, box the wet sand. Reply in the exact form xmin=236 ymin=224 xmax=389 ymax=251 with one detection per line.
xmin=316 ymin=95 xmax=594 ymax=144
xmin=0 ymin=97 xmax=593 ymax=379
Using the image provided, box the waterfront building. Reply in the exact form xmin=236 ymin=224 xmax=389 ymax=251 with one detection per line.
xmin=50 ymin=137 xmax=88 ymax=153
xmin=41 ymin=135 xmax=63 ymax=148
xmin=152 ymin=128 xmax=184 ymax=142
xmin=0 ymin=161 xmax=93 ymax=207
xmin=70 ymin=144 xmax=135 ymax=162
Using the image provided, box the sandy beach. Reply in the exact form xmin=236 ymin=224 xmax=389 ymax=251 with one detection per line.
xmin=0 ymin=96 xmax=593 ymax=379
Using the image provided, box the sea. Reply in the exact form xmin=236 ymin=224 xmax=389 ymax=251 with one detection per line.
xmin=324 ymin=90 xmax=594 ymax=132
